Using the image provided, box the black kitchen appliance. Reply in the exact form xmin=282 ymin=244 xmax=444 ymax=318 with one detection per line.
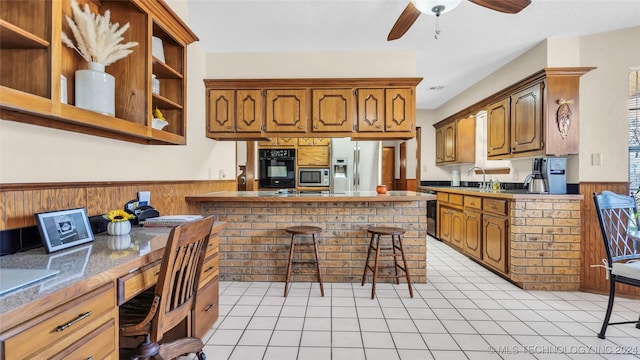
xmin=259 ymin=148 xmax=296 ymax=189
xmin=524 ymin=158 xmax=547 ymax=193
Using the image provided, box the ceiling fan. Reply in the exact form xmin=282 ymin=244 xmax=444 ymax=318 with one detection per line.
xmin=388 ymin=0 xmax=531 ymax=41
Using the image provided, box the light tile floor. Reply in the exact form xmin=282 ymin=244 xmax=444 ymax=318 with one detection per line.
xmin=197 ymin=237 xmax=640 ymax=360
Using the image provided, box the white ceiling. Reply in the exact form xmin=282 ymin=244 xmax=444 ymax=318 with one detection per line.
xmin=187 ymin=0 xmax=640 ymax=110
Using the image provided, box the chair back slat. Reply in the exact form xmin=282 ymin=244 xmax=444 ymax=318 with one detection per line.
xmin=594 ymin=191 xmax=640 ymax=263
xmin=151 ymin=216 xmax=215 ymax=342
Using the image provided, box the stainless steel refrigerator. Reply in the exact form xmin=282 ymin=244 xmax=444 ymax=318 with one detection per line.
xmin=330 ymin=138 xmax=381 ymax=193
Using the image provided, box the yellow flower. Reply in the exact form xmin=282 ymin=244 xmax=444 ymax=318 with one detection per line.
xmin=104 ymin=209 xmax=134 ymax=222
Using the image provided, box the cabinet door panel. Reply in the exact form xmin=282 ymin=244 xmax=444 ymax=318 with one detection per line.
xmin=357 ymin=88 xmax=385 ymax=132
xmin=464 ymin=210 xmax=482 ymax=260
xmin=207 ymin=89 xmax=235 ymax=133
xmin=444 ymin=122 xmax=456 ymax=162
xmin=487 ymin=98 xmax=510 ymax=157
xmin=483 ymin=214 xmax=508 ymax=274
xmin=298 ymin=147 xmax=330 ymax=166
xmin=439 ymin=207 xmax=451 ymax=242
xmin=266 ymin=89 xmax=308 ymax=132
xmin=511 ymin=83 xmax=543 ymax=153
xmin=450 ymin=209 xmax=464 ymax=250
xmin=435 ymin=126 xmax=445 ymax=164
xmin=236 ymin=89 xmax=263 ymax=132
xmin=312 ymin=89 xmax=354 ymax=132
xmin=385 ymin=88 xmax=414 ymax=132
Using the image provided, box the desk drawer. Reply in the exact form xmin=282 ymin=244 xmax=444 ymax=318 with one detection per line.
xmin=2 ymin=284 xmax=115 ymax=360
xmin=50 ymin=319 xmax=116 ymax=360
xmin=205 ymin=234 xmax=219 ymax=259
xmin=118 ymin=260 xmax=161 ymax=305
xmin=199 ymin=255 xmax=219 ymax=288
xmin=483 ymin=198 xmax=508 ymax=216
xmin=194 ymin=278 xmax=219 ymax=338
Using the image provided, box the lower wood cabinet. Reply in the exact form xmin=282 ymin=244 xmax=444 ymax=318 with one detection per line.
xmin=463 ymin=209 xmax=482 ymax=260
xmin=50 ymin=319 xmax=117 ymax=360
xmin=194 ymin=278 xmax=220 ymax=338
xmin=1 ymin=283 xmax=116 ymax=360
xmin=450 ymin=209 xmax=464 ymax=250
xmin=482 ymin=213 xmax=508 ymax=274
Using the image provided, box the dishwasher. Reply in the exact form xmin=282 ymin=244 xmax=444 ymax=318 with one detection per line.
xmin=425 ymin=190 xmax=438 ymax=239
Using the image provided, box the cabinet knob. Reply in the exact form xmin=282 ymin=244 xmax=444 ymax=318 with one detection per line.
xmin=226 ymin=125 xmax=232 ymax=129
xmin=376 ymin=125 xmax=381 ymax=128
xmin=298 ymin=125 xmax=303 ymax=129
xmin=314 ymin=125 xmax=318 ymax=129
xmin=387 ymin=125 xmax=392 ymax=128
xmin=512 ymin=147 xmax=516 ymax=151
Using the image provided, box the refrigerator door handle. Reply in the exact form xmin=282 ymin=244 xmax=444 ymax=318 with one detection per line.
xmin=353 ymin=146 xmax=358 ymax=191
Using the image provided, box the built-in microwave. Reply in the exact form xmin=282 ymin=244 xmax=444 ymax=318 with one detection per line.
xmin=298 ymin=168 xmax=330 ymax=187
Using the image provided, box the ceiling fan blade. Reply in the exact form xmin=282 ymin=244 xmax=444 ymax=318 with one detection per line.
xmin=387 ymin=2 xmax=422 ymax=41
xmin=468 ymin=0 xmax=531 ymax=14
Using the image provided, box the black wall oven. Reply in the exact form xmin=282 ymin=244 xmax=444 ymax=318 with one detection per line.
xmin=259 ymin=149 xmax=296 ymax=188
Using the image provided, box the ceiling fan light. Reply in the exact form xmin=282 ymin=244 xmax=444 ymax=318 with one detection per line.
xmin=411 ymin=0 xmax=463 ymax=15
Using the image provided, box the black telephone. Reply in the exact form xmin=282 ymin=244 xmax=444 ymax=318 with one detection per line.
xmin=124 ymin=199 xmax=159 ymax=225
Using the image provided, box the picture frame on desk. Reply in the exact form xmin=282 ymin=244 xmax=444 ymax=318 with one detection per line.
xmin=35 ymin=208 xmax=94 ymax=253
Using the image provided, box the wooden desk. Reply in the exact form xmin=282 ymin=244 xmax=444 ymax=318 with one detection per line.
xmin=0 ymin=222 xmax=225 ymax=360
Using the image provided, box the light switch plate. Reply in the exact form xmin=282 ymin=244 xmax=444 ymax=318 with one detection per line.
xmin=591 ymin=153 xmax=602 ymax=166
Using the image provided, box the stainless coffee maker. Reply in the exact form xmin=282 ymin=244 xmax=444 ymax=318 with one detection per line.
xmin=524 ymin=158 xmax=547 ymax=193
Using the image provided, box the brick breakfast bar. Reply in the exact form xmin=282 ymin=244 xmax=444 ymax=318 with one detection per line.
xmin=185 ymin=191 xmax=434 ymax=283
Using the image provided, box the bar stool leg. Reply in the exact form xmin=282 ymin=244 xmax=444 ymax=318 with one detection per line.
xmin=392 ymin=235 xmax=400 ymax=285
xmin=312 ymin=233 xmax=324 ymax=297
xmin=284 ymin=234 xmax=296 ymax=297
xmin=361 ymin=232 xmax=375 ymax=286
xmin=397 ymin=233 xmax=413 ymax=298
xmin=371 ymin=234 xmax=382 ymax=299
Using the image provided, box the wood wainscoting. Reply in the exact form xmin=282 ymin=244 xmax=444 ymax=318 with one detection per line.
xmin=0 ymin=180 xmax=236 ymax=230
xmin=580 ymin=182 xmax=639 ymax=298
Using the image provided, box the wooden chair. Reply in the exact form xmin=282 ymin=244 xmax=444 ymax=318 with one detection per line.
xmin=119 ymin=216 xmax=216 ymax=360
xmin=593 ymin=191 xmax=640 ymax=339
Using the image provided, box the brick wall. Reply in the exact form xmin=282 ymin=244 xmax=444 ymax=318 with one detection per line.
xmin=201 ymin=200 xmax=427 ymax=283
xmin=510 ymin=198 xmax=582 ymax=290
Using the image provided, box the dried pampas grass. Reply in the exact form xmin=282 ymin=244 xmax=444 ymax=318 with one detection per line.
xmin=61 ymin=0 xmax=138 ymax=66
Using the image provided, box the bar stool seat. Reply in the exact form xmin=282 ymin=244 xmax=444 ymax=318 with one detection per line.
xmin=284 ymin=226 xmax=324 ymax=297
xmin=361 ymin=226 xmax=413 ymax=299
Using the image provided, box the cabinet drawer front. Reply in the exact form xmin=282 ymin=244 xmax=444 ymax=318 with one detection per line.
xmin=205 ymin=234 xmax=219 ymax=259
xmin=3 ymin=284 xmax=115 ymax=360
xmin=297 ymin=147 xmax=330 ymax=166
xmin=464 ymin=196 xmax=482 ymax=210
xmin=194 ymin=278 xmax=220 ymax=338
xmin=199 ymin=255 xmax=219 ymax=288
xmin=449 ymin=194 xmax=463 ymax=206
xmin=118 ymin=260 xmax=161 ymax=305
xmin=437 ymin=192 xmax=449 ymax=203
xmin=49 ymin=319 xmax=116 ymax=360
xmin=483 ymin=198 xmax=507 ymax=215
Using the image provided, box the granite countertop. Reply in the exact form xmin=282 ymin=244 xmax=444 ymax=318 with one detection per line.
xmin=0 ymin=222 xmax=226 ymax=328
xmin=185 ymin=190 xmax=437 ymax=202
xmin=420 ymin=186 xmax=583 ymax=200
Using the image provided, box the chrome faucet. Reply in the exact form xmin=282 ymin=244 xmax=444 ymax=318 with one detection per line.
xmin=467 ymin=166 xmax=486 ymax=189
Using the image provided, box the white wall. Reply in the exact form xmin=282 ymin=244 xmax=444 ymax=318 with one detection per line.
xmin=0 ymin=1 xmax=236 ymax=183
xmin=578 ymin=26 xmax=640 ymax=182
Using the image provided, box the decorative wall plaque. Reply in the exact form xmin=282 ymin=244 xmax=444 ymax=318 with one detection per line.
xmin=556 ymin=99 xmax=573 ymax=139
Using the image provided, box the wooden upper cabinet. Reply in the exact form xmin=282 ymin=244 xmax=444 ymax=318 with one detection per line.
xmin=385 ymin=88 xmax=414 ymax=132
xmin=278 ymin=137 xmax=297 ymax=146
xmin=265 ymin=89 xmax=309 ymax=133
xmin=312 ymin=89 xmax=354 ymax=132
xmin=298 ymin=137 xmax=315 ymax=146
xmin=313 ymin=138 xmax=330 ymax=146
xmin=455 ymin=116 xmax=476 ymax=164
xmin=236 ymin=89 xmax=263 ymax=133
xmin=435 ymin=126 xmax=445 ymax=164
xmin=357 ymin=89 xmax=385 ymax=132
xmin=487 ymin=97 xmax=510 ymax=157
xmin=443 ymin=121 xmax=456 ymax=162
xmin=207 ymin=90 xmax=235 ymax=133
xmin=510 ymin=83 xmax=543 ymax=154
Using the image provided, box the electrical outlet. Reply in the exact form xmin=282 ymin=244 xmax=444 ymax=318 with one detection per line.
xmin=591 ymin=153 xmax=602 ymax=166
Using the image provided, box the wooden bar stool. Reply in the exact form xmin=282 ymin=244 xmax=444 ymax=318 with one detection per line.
xmin=284 ymin=225 xmax=324 ymax=297
xmin=361 ymin=226 xmax=413 ymax=299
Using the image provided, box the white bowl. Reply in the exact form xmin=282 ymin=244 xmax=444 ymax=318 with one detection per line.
xmin=152 ymin=118 xmax=168 ymax=130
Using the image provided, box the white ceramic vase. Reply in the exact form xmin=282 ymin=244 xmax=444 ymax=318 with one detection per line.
xmin=107 ymin=221 xmax=131 ymax=236
xmin=75 ymin=62 xmax=115 ymax=116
